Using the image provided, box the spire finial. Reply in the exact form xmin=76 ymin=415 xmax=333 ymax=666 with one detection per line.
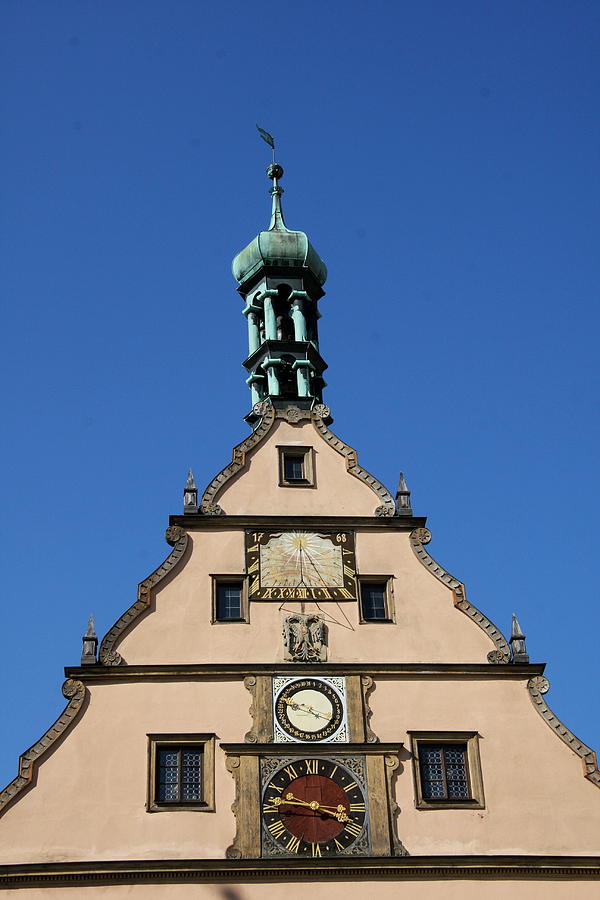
xmin=510 ymin=613 xmax=530 ymax=664
xmin=395 ymin=471 xmax=413 ymax=516
xmin=255 ymin=125 xmax=286 ymax=231
xmin=81 ymin=615 xmax=98 ymax=666
xmin=184 ymin=467 xmax=198 ymax=514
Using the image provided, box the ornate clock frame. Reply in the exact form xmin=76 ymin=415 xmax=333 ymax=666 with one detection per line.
xmin=222 ymin=743 xmax=406 ymax=859
xmin=243 ymin=673 xmax=378 ymax=744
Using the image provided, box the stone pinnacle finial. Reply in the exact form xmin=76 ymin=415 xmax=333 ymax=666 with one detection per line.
xmin=81 ymin=615 xmax=98 ymax=666
xmin=184 ymin=467 xmax=198 ymax=514
xmin=510 ymin=613 xmax=529 ymax=664
xmin=395 ymin=471 xmax=413 ymax=516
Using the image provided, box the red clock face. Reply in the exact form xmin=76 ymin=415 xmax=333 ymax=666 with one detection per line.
xmin=262 ymin=758 xmax=368 ymax=857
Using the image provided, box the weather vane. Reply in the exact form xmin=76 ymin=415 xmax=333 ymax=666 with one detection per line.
xmin=256 ymin=124 xmax=276 ymax=163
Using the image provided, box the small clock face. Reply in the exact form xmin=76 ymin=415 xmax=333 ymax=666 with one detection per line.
xmin=246 ymin=530 xmax=357 ymax=601
xmin=261 ymin=757 xmax=368 ymax=857
xmin=274 ymin=677 xmax=345 ymax=742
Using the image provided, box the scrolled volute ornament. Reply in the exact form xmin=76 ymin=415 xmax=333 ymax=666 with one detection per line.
xmin=253 ymin=399 xmax=272 ymax=419
xmin=165 ymin=525 xmax=186 ymax=546
xmin=202 ymin=502 xmax=224 ymax=516
xmin=62 ymin=679 xmax=84 ymax=700
xmin=412 ymin=527 xmax=432 ymax=545
xmin=312 ymin=403 xmax=331 ymax=420
xmin=374 ymin=504 xmax=395 ymax=517
xmin=487 ymin=649 xmax=510 ymax=665
xmin=99 ymin=648 xmax=122 ymax=666
xmin=528 ymin=675 xmax=550 ymax=694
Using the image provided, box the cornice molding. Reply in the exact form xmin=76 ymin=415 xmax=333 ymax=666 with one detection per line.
xmin=199 ymin=400 xmax=276 ymax=514
xmin=1 ymin=855 xmax=599 ymax=886
xmin=169 ymin=514 xmax=427 ymax=529
xmin=64 ymin=663 xmax=545 ymax=681
xmin=409 ymin=528 xmax=511 ymax=664
xmin=98 ymin=526 xmax=189 ymax=666
xmin=527 ymin=676 xmax=600 ymax=788
xmin=0 ymin=679 xmax=86 ymax=817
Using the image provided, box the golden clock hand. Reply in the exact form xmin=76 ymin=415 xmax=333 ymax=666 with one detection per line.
xmin=281 ymin=697 xmax=332 ymax=721
xmin=279 ymin=794 xmax=349 ymax=821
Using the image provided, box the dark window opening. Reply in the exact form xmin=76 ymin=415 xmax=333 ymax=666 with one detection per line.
xmin=284 ymin=454 xmax=305 ymax=482
xmin=419 ymin=744 xmax=470 ymax=800
xmin=216 ymin=582 xmax=243 ymax=620
xmin=157 ymin=746 xmax=203 ymax=804
xmin=360 ymin=582 xmax=388 ymax=620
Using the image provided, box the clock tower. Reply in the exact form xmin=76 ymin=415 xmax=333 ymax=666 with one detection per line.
xmin=0 ymin=152 xmax=599 ymax=895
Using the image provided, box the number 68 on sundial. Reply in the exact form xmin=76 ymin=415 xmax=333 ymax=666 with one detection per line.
xmin=245 ymin=531 xmax=357 ymax=601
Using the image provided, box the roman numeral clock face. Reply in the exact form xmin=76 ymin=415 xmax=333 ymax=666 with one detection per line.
xmin=246 ymin=531 xmax=357 ymax=601
xmin=261 ymin=757 xmax=369 ymax=857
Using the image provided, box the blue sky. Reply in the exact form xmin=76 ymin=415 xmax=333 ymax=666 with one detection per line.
xmin=1 ymin=0 xmax=598 ymax=787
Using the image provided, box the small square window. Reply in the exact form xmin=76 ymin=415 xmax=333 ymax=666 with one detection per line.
xmin=212 ymin=577 xmax=248 ymax=623
xmin=284 ymin=455 xmax=305 ymax=481
xmin=277 ymin=446 xmax=315 ymax=487
xmin=359 ymin=577 xmax=394 ymax=622
xmin=147 ymin=734 xmax=215 ymax=812
xmin=410 ymin=732 xmax=485 ymax=809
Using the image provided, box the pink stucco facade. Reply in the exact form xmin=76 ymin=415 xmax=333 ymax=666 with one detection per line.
xmin=1 ymin=410 xmax=598 ymax=895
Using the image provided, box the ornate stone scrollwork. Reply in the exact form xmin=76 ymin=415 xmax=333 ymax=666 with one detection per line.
xmin=98 ymin=527 xmax=189 ymax=666
xmin=360 ymin=675 xmax=379 ymax=744
xmin=283 ymin=614 xmax=327 ymax=662
xmin=409 ymin=528 xmax=511 ymax=664
xmin=310 ymin=415 xmax=396 ymax=516
xmin=225 ymin=754 xmax=243 ymax=860
xmin=527 ymin=676 xmax=600 ymax=787
xmin=199 ymin=400 xmax=277 ymax=514
xmin=0 ymin=679 xmax=86 ymax=815
xmin=412 ymin=527 xmax=431 ymax=545
xmin=384 ymin=753 xmax=409 ymax=857
xmin=312 ymin=403 xmax=330 ymax=420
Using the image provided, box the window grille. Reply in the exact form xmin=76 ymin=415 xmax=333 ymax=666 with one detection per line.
xmin=419 ymin=744 xmax=469 ymax=800
xmin=157 ymin=746 xmax=202 ymax=804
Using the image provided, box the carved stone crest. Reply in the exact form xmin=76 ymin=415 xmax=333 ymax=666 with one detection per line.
xmin=282 ymin=614 xmax=327 ymax=662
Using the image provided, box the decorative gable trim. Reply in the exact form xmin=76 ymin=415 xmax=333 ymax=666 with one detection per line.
xmin=199 ymin=401 xmax=396 ymax=517
xmin=98 ymin=526 xmax=189 ymax=666
xmin=527 ymin=676 xmax=600 ymax=788
xmin=409 ymin=528 xmax=511 ymax=664
xmin=310 ymin=405 xmax=396 ymax=516
xmin=0 ymin=679 xmax=86 ymax=817
xmin=199 ymin=401 xmax=277 ymax=514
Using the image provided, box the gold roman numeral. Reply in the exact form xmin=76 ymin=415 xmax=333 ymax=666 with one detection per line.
xmin=337 ymin=588 xmax=353 ymax=599
xmin=329 ymin=765 xmax=338 ymax=778
xmin=334 ymin=838 xmax=344 ymax=851
xmin=342 ymin=781 xmax=358 ymax=792
xmin=344 ymin=819 xmax=363 ymax=837
xmin=269 ymin=783 xmax=283 ymax=793
xmin=247 ymin=558 xmax=259 ymax=573
xmin=311 ymin=843 xmax=322 ymax=857
xmin=283 ymin=764 xmax=298 ymax=780
xmin=285 ymin=835 xmax=301 ymax=853
xmin=343 ymin=565 xmax=355 ymax=578
xmin=304 ymin=759 xmax=318 ymax=775
xmin=263 ymin=802 xmax=278 ymax=813
xmin=249 ymin=576 xmax=259 ymax=595
xmin=349 ymin=802 xmax=365 ymax=812
xmin=267 ymin=820 xmax=286 ymax=839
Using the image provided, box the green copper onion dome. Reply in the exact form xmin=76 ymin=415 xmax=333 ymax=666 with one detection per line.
xmin=232 ymin=164 xmax=327 ymax=287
